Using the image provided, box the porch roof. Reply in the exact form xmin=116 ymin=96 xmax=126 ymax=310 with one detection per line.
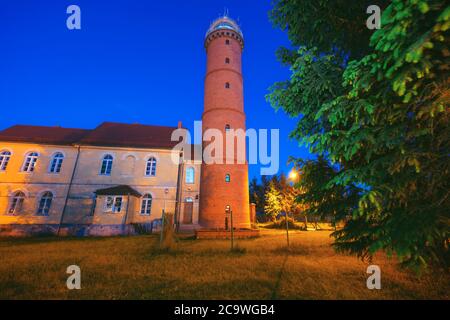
xmin=94 ymin=185 xmax=142 ymax=197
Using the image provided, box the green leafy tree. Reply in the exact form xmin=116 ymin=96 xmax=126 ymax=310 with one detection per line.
xmin=249 ymin=176 xmax=271 ymax=214
xmin=268 ymin=0 xmax=450 ymax=269
xmin=264 ymin=182 xmax=283 ymax=221
xmin=291 ymin=156 xmax=361 ymax=227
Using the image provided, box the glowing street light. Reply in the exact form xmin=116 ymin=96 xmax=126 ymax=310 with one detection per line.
xmin=289 ymin=170 xmax=298 ymax=181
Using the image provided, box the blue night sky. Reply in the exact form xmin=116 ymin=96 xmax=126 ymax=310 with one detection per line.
xmin=0 ymin=0 xmax=313 ymax=180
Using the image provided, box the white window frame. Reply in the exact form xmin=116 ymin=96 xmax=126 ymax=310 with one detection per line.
xmin=140 ymin=194 xmax=153 ymax=215
xmin=22 ymin=152 xmax=39 ymax=172
xmin=104 ymin=196 xmax=123 ymax=213
xmin=8 ymin=191 xmax=25 ymax=215
xmin=100 ymin=154 xmax=113 ymax=176
xmin=0 ymin=150 xmax=11 ymax=171
xmin=145 ymin=157 xmax=157 ymax=177
xmin=37 ymin=191 xmax=53 ymax=216
xmin=48 ymin=152 xmax=64 ymax=173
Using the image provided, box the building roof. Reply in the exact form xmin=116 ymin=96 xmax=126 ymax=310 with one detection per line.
xmin=79 ymin=122 xmax=180 ymax=149
xmin=94 ymin=185 xmax=142 ymax=197
xmin=0 ymin=122 xmax=182 ymax=150
xmin=0 ymin=125 xmax=90 ymax=145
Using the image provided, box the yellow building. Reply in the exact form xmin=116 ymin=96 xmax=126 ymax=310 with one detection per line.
xmin=0 ymin=122 xmax=201 ymax=236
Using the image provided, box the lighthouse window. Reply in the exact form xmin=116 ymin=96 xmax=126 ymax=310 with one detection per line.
xmin=225 ymin=39 xmax=230 ymax=45
xmin=225 ymin=58 xmax=230 ymax=64
xmin=225 ymin=82 xmax=230 ymax=89
xmin=225 ymin=174 xmax=231 ymax=183
xmin=225 ymin=124 xmax=231 ymax=131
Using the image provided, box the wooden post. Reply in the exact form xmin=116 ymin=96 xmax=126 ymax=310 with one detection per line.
xmin=159 ymin=209 xmax=165 ymax=248
xmin=230 ymin=210 xmax=234 ymax=250
xmin=285 ymin=210 xmax=290 ymax=248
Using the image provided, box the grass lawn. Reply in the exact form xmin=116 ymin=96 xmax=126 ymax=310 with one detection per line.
xmin=0 ymin=230 xmax=448 ymax=300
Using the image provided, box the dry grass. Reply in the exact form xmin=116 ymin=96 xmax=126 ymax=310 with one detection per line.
xmin=0 ymin=230 xmax=448 ymax=300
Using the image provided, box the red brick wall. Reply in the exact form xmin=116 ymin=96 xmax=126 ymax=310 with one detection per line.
xmin=199 ymin=28 xmax=251 ymax=229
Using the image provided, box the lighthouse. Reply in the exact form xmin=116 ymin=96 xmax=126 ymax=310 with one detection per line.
xmin=199 ymin=16 xmax=251 ymax=230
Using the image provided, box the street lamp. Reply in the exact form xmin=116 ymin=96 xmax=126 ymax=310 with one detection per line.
xmin=289 ymin=170 xmax=298 ymax=181
xmin=284 ymin=169 xmax=299 ymax=248
xmin=159 ymin=188 xmax=170 ymax=248
xmin=225 ymin=205 xmax=234 ymax=250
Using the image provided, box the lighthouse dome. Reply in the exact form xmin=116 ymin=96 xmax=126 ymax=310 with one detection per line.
xmin=205 ymin=16 xmax=243 ymax=39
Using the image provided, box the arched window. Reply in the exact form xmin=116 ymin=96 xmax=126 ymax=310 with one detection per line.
xmin=145 ymin=157 xmax=157 ymax=176
xmin=225 ymin=174 xmax=231 ymax=183
xmin=225 ymin=39 xmax=230 ymax=45
xmin=8 ymin=191 xmax=25 ymax=214
xmin=225 ymin=82 xmax=230 ymax=89
xmin=140 ymin=194 xmax=152 ymax=215
xmin=225 ymin=124 xmax=231 ymax=131
xmin=0 ymin=150 xmax=11 ymax=171
xmin=37 ymin=191 xmax=53 ymax=215
xmin=22 ymin=152 xmax=38 ymax=172
xmin=49 ymin=152 xmax=64 ymax=173
xmin=100 ymin=154 xmax=113 ymax=175
xmin=124 ymin=155 xmax=136 ymax=175
xmin=185 ymin=167 xmax=195 ymax=184
xmin=225 ymin=57 xmax=230 ymax=64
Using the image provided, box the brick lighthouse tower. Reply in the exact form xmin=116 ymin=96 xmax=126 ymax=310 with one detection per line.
xmin=199 ymin=16 xmax=251 ymax=230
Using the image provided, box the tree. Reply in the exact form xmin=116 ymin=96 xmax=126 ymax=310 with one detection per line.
xmin=249 ymin=176 xmax=271 ymax=214
xmin=268 ymin=0 xmax=450 ymax=269
xmin=264 ymin=182 xmax=283 ymax=221
xmin=291 ymin=156 xmax=361 ymax=228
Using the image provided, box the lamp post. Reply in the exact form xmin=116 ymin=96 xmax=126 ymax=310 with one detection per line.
xmin=226 ymin=205 xmax=234 ymax=250
xmin=285 ymin=170 xmax=299 ymax=248
xmin=159 ymin=188 xmax=170 ymax=248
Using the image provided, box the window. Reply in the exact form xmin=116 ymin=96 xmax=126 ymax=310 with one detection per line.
xmin=104 ymin=196 xmax=114 ymax=212
xmin=8 ymin=191 xmax=25 ymax=214
xmin=225 ymin=39 xmax=230 ymax=45
xmin=37 ymin=191 xmax=53 ymax=215
xmin=225 ymin=124 xmax=231 ymax=131
xmin=145 ymin=157 xmax=157 ymax=176
xmin=185 ymin=167 xmax=195 ymax=184
xmin=124 ymin=155 xmax=136 ymax=175
xmin=100 ymin=154 xmax=113 ymax=175
xmin=225 ymin=174 xmax=231 ymax=183
xmin=22 ymin=152 xmax=38 ymax=172
xmin=225 ymin=57 xmax=230 ymax=64
xmin=185 ymin=197 xmax=193 ymax=202
xmin=0 ymin=151 xmax=11 ymax=171
xmin=49 ymin=152 xmax=64 ymax=173
xmin=140 ymin=194 xmax=153 ymax=215
xmin=225 ymin=82 xmax=230 ymax=89
xmin=104 ymin=196 xmax=122 ymax=213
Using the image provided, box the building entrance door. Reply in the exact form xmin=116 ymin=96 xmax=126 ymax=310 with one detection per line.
xmin=182 ymin=198 xmax=193 ymax=224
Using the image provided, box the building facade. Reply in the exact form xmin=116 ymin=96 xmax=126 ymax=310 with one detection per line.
xmin=0 ymin=15 xmax=252 ymax=236
xmin=0 ymin=122 xmax=201 ymax=236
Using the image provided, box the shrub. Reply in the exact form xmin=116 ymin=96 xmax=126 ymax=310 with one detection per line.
xmin=265 ymin=217 xmax=304 ymax=230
